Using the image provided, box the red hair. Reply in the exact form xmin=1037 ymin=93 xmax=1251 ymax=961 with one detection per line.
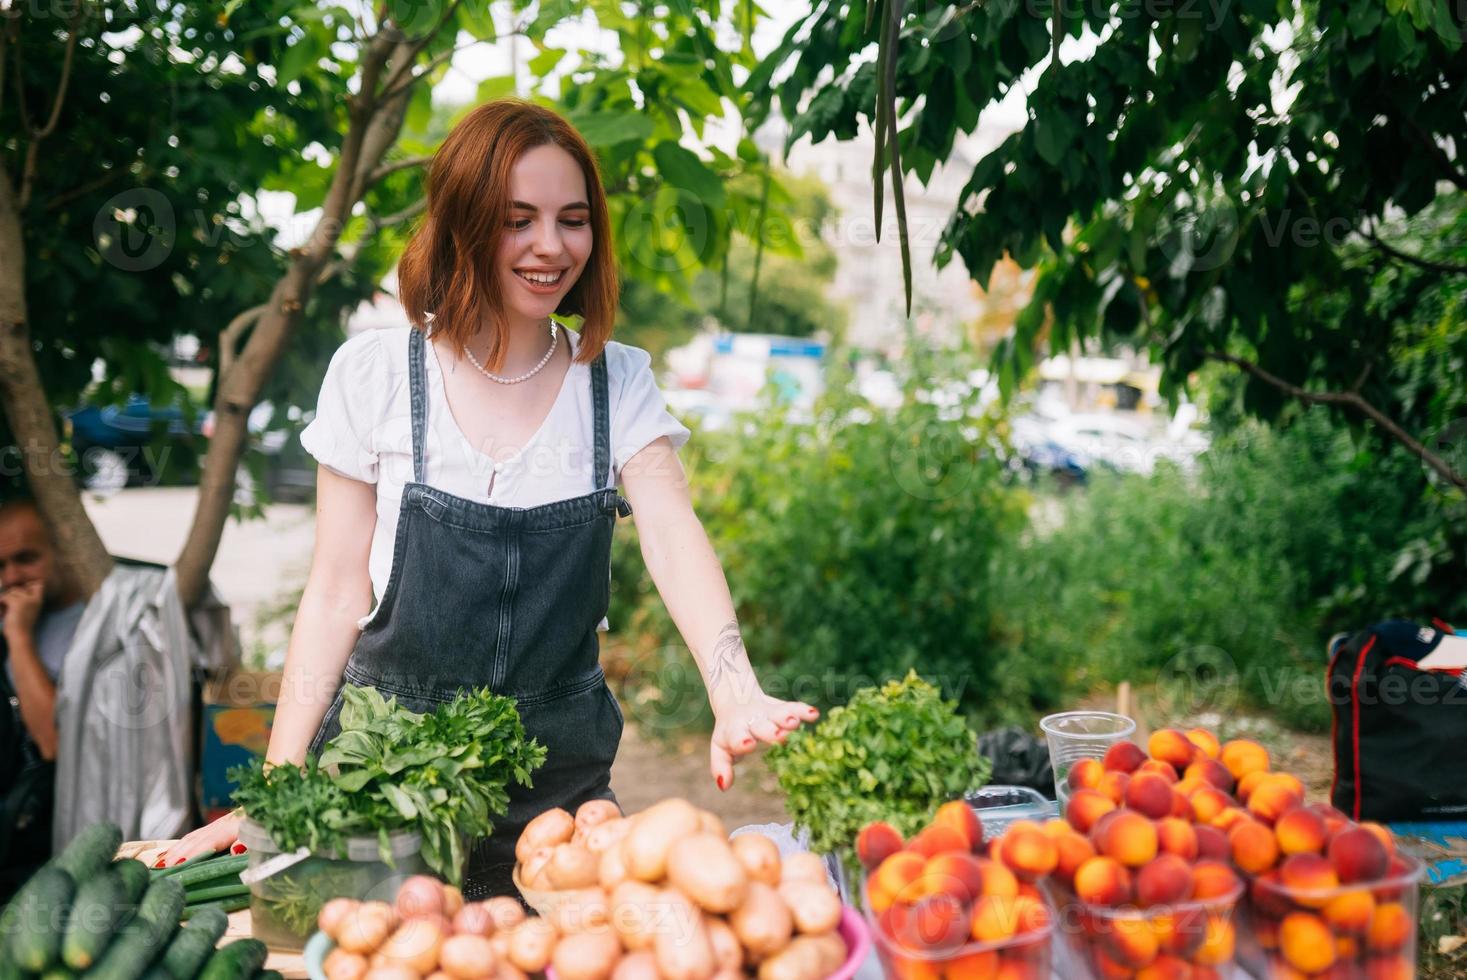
xmin=397 ymin=99 xmax=617 ymax=367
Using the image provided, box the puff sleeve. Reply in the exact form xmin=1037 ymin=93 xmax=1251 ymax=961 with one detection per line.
xmin=299 ymin=330 xmax=386 ymax=483
xmin=607 ymin=342 xmax=691 ymax=475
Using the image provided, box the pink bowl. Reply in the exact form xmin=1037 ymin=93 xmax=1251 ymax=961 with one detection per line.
xmin=546 ymin=905 xmax=870 ymax=980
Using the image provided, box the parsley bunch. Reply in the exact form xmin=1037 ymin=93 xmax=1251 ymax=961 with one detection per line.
xmin=231 ymin=685 xmax=546 ymax=885
xmin=767 ymin=671 xmax=991 ymax=862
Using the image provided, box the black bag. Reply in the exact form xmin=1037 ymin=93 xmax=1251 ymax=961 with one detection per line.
xmin=1328 ymin=619 xmax=1467 ymax=822
xmin=0 ymin=637 xmax=56 ymax=892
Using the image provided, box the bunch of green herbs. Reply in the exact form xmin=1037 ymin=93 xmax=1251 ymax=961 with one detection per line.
xmin=230 ymin=685 xmax=546 ymax=885
xmin=767 ymin=672 xmax=990 ymax=868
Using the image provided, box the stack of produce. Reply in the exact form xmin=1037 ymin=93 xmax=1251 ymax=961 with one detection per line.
xmin=0 ymin=821 xmax=275 ymax=979
xmin=854 ymin=801 xmax=1053 ymax=979
xmin=313 ymin=875 xmax=543 ymax=980
xmin=513 ymin=797 xmax=852 ymax=980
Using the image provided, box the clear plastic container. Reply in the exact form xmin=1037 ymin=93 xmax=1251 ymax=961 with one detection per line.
xmin=1238 ymin=851 xmax=1424 ymax=978
xmin=1046 ymin=873 xmax=1246 ymax=978
xmin=964 ymin=784 xmax=1056 ymax=840
xmin=1039 ymin=711 xmax=1136 ymax=811
xmin=238 ymin=818 xmax=430 ymax=950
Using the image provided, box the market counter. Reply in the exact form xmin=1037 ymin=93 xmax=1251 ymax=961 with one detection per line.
xmin=118 ymin=839 xmax=307 ymax=979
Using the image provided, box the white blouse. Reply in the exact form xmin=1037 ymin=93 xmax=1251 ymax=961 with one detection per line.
xmin=299 ymin=325 xmax=691 ymax=629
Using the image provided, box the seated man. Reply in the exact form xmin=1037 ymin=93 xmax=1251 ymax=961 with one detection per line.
xmin=0 ymin=498 xmax=87 ymax=890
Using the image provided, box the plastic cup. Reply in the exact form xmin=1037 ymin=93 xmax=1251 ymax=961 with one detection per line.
xmin=1040 ymin=710 xmax=1137 ymax=810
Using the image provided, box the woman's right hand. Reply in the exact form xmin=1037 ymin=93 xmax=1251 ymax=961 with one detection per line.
xmin=158 ymin=809 xmax=242 ymax=866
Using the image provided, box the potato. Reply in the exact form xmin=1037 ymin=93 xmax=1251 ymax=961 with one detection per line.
xmin=439 ymin=933 xmax=496 ymax=979
xmin=625 ymin=799 xmax=700 ymax=882
xmin=598 ymin=839 xmax=631 ymax=889
xmin=610 ymin=950 xmax=660 ymax=980
xmin=730 ymin=835 xmax=782 ymax=887
xmin=779 ymin=853 xmax=829 ymax=887
xmin=364 ymin=968 xmax=421 ymax=980
xmin=483 ymin=897 xmax=526 ymax=933
xmin=667 ymin=833 xmax=748 ymax=914
xmin=756 ymin=937 xmax=826 ymax=980
xmin=777 ymin=881 xmax=841 ymax=935
xmin=506 ymin=918 xmax=557 ymax=973
xmin=729 ymin=882 xmax=793 ymax=958
xmin=584 ymin=818 xmax=632 ymax=856
xmin=551 ymin=930 xmax=623 ymax=980
xmin=521 ymin=846 xmax=555 ymax=891
xmin=323 ymin=947 xmax=370 ymax=980
xmin=495 ymin=964 xmax=528 ymax=980
xmin=576 ymin=799 xmax=623 ymax=832
xmin=705 ymin=916 xmax=743 ymax=972
xmin=338 ymin=901 xmax=396 ymax=954
xmin=547 ymin=845 xmax=601 ymax=890
xmin=379 ymin=917 xmax=446 ymax=976
xmin=320 ymin=898 xmax=361 ymax=940
xmin=487 ymin=933 xmax=510 ymax=963
xmin=428 ymin=973 xmax=453 ymax=980
xmin=547 ymin=887 xmax=611 ymax=934
xmin=650 ymin=890 xmax=716 ymax=980
xmin=517 ymin=807 xmax=576 ymax=865
xmin=806 ymin=931 xmax=847 ymax=975
xmin=697 ymin=810 xmax=727 ymax=838
xmin=608 ymin=880 xmax=665 ymax=951
xmin=396 ymin=875 xmax=447 ymax=921
xmin=452 ymin=903 xmax=496 ymax=938
xmin=442 ymin=886 xmax=465 ymax=919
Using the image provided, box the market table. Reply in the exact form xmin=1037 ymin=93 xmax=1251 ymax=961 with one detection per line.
xmin=118 ymin=839 xmax=308 ymax=979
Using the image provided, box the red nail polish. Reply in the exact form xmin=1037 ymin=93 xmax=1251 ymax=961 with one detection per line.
xmin=743 ymin=738 xmax=754 ymax=747
xmin=154 ymin=857 xmax=167 ymax=868
xmin=716 ymin=775 xmax=725 ymax=790
xmin=173 ymin=857 xmax=187 ymax=866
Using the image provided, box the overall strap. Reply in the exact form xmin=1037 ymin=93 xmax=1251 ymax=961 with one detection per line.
xmin=590 ymin=352 xmax=613 ymax=492
xmin=409 ymin=327 xmax=427 ymax=484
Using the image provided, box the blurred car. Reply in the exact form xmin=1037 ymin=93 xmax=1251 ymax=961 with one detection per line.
xmin=65 ymin=396 xmax=202 ymax=491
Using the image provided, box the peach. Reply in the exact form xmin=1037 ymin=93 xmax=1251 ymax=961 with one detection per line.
xmin=1098 ymin=811 xmax=1159 ymax=868
xmin=1138 ymin=759 xmax=1181 ymax=784
xmin=991 ymin=959 xmax=1040 ymax=980
xmin=1279 ymin=853 xmax=1340 ymax=907
xmin=1209 ymin=807 xmax=1252 ymax=834
xmin=1106 ymin=915 xmax=1160 ymax=968
xmin=1280 ymin=912 xmax=1336 ymax=974
xmin=1194 ymin=825 xmax=1229 ymax=862
xmin=1308 ymin=802 xmax=1350 ymax=836
xmin=1188 ymin=786 xmax=1233 ymax=825
xmin=1236 ymin=769 xmax=1269 ymax=803
xmin=1183 ymin=758 xmax=1235 ymax=793
xmin=1066 ymin=788 xmax=1117 ymax=834
xmin=1274 ymin=807 xmax=1329 ymax=856
xmin=934 ymin=800 xmax=985 ymax=852
xmin=1193 ymin=915 xmax=1236 ymax=967
xmin=1155 ymin=817 xmax=1198 ymax=862
xmin=1328 ymin=826 xmax=1390 ymax=884
xmin=997 ymin=828 xmax=1058 ymax=882
xmin=910 ymin=894 xmax=969 ymax=953
xmin=969 ymin=895 xmax=1020 ymax=943
xmin=887 ymin=951 xmax=943 ymax=980
xmin=1365 ymin=902 xmax=1410 ymax=952
xmin=1041 ymin=817 xmax=1071 ymax=838
xmin=1053 ymin=830 xmax=1096 ymax=883
xmin=1246 ymin=774 xmax=1304 ymax=824
xmin=1172 ymin=776 xmax=1205 ymax=799
xmin=1149 ymin=907 xmax=1205 ymax=959
xmin=909 ymin=825 xmax=969 ymax=858
xmin=1089 ymin=809 xmax=1123 ymax=849
xmin=1012 ymin=894 xmax=1050 ymax=935
xmin=916 ymin=852 xmax=988 ymax=903
xmin=1147 ymin=729 xmax=1196 ymax=771
xmin=1249 ymin=870 xmax=1294 ymax=919
xmin=1068 ymin=757 xmax=1106 ymax=792
xmin=1103 ymin=741 xmax=1147 ymax=773
xmin=870 ymin=851 xmax=926 ymax=913
xmin=1167 ymin=791 xmax=1194 ymax=821
xmin=945 ymin=950 xmax=999 ymax=980
xmin=1324 ymin=887 xmax=1376 ymax=934
xmin=1074 ymin=856 xmax=1134 ymax=907
xmin=857 ymin=821 xmax=905 ymax=870
xmin=1125 ymin=772 xmax=1177 ymax=820
xmin=1228 ymin=820 xmax=1280 ymax=875
xmin=1136 ymin=954 xmax=1194 ymax=980
xmin=1363 ymin=954 xmax=1415 ymax=980
xmin=1098 ymin=771 xmax=1132 ymax=806
xmin=1189 ymin=860 xmax=1240 ymax=901
xmin=1091 ymin=951 xmax=1137 ymax=979
xmin=974 ymin=857 xmax=1020 ymax=901
xmin=1219 ymin=739 xmax=1269 ymax=781
xmin=1359 ymin=822 xmax=1396 ymax=857
xmin=1134 ymin=854 xmax=1194 ymax=907
xmin=1185 ymin=728 xmax=1220 ymax=759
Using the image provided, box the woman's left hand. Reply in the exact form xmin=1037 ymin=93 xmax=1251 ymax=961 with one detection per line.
xmin=710 ymin=692 xmax=819 ymax=791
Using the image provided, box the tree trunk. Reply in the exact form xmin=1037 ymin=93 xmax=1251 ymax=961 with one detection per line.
xmin=0 ymin=162 xmax=112 ymax=598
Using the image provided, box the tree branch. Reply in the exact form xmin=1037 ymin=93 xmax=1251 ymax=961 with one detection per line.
xmin=18 ymin=5 xmax=84 ymax=209
xmin=376 ymin=36 xmax=500 ymax=104
xmin=217 ymin=303 xmax=268 ymax=383
xmin=366 ymin=154 xmax=432 ymax=187
xmin=1203 ymin=350 xmax=1467 ymax=492
xmin=1365 ymin=226 xmax=1467 ymax=276
xmin=375 ymin=0 xmax=463 ymax=101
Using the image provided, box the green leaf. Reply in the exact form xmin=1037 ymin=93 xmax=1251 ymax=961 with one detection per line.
xmin=652 ymin=142 xmax=726 ymax=206
xmin=572 ymin=112 xmax=655 ymax=148
xmin=476 ymin=75 xmax=517 ymax=102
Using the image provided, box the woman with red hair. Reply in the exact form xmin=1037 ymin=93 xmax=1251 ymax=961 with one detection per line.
xmin=166 ymin=100 xmax=818 ymax=897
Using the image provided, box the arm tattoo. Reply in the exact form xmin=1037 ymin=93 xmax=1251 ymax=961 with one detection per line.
xmin=708 ymin=619 xmax=751 ymax=691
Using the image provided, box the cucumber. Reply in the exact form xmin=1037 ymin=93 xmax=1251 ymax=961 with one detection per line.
xmin=181 ymin=883 xmax=247 ymax=905
xmin=5 ymin=864 xmax=75 ymax=971
xmin=39 ymin=966 xmax=77 ymax=980
xmin=159 ymin=906 xmax=228 ymax=980
xmin=258 ymin=972 xmax=284 ymax=980
xmin=182 ymin=895 xmax=249 ymax=918
xmin=83 ymin=877 xmax=186 ymax=980
xmin=61 ymin=868 xmax=127 ymax=970
xmin=174 ymin=855 xmax=248 ymax=890
xmin=112 ymin=859 xmax=150 ymax=904
xmin=53 ymin=824 xmax=123 ymax=883
xmin=196 ymin=938 xmax=267 ymax=980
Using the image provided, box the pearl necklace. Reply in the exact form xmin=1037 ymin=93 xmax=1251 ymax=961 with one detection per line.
xmin=463 ymin=320 xmax=558 ymax=384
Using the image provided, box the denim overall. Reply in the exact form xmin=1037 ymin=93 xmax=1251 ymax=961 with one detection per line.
xmin=308 ymin=326 xmax=629 ymax=898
